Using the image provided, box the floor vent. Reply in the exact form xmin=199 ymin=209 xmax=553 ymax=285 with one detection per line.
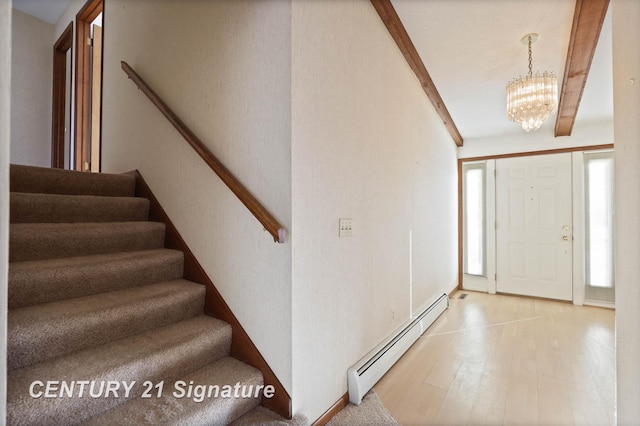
xmin=458 ymin=293 xmax=468 ymax=299
xmin=347 ymin=292 xmax=449 ymax=405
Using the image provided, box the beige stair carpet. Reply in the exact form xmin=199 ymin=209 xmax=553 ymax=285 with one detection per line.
xmin=6 ymin=164 xmax=295 ymax=425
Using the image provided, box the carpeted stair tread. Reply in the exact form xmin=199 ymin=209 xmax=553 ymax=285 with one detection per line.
xmin=8 ymin=249 xmax=184 ymax=309
xmin=85 ymin=357 xmax=263 ymax=426
xmin=9 ymin=221 xmax=166 ymax=262
xmin=10 ymin=192 xmax=150 ymax=223
xmin=7 ymin=165 xmax=274 ymax=424
xmin=7 ymin=315 xmax=232 ymax=426
xmin=10 ymin=164 xmax=135 ymax=197
xmin=8 ymin=279 xmax=205 ymax=370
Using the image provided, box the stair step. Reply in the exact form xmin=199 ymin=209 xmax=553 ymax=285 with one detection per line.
xmin=10 ymin=164 xmax=136 ymax=197
xmin=85 ymin=357 xmax=263 ymax=426
xmin=7 ymin=165 xmax=276 ymax=424
xmin=7 ymin=315 xmax=232 ymax=426
xmin=8 ymin=279 xmax=205 ymax=370
xmin=10 ymin=192 xmax=150 ymax=223
xmin=8 ymin=249 xmax=184 ymax=309
xmin=9 ymin=221 xmax=166 ymax=262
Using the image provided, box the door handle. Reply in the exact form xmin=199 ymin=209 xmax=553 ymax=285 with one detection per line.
xmin=562 ymin=235 xmax=572 ymax=241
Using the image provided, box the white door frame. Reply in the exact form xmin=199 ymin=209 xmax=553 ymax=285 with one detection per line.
xmin=572 ymin=152 xmax=586 ymax=305
xmin=461 ymin=160 xmax=496 ymax=294
xmin=460 ymin=146 xmax=614 ymax=306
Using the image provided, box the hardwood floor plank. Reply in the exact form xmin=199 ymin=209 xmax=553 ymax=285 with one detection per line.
xmin=375 ymin=291 xmax=615 ymax=425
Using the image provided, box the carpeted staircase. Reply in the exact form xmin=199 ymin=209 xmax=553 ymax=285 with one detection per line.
xmin=7 ymin=164 xmax=298 ymax=425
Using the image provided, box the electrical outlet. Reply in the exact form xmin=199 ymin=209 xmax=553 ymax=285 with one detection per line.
xmin=339 ymin=218 xmax=353 ymax=237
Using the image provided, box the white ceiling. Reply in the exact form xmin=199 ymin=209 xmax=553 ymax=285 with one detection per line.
xmin=12 ymin=0 xmax=71 ymax=24
xmin=12 ymin=0 xmax=613 ymax=141
xmin=391 ymin=0 xmax=614 ymax=141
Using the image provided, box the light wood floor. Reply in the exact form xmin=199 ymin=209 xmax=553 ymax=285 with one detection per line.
xmin=375 ymin=291 xmax=615 ymax=426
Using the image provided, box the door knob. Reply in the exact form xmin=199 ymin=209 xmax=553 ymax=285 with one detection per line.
xmin=562 ymin=235 xmax=571 ymax=241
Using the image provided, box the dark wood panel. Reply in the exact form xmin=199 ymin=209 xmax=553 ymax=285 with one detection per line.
xmin=555 ymin=0 xmax=610 ymax=136
xmin=370 ymin=0 xmax=463 ymax=147
xmin=458 ymin=143 xmax=613 ymax=163
xmin=132 ymin=170 xmax=292 ymax=419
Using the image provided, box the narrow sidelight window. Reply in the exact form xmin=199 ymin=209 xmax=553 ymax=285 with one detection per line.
xmin=463 ymin=162 xmax=486 ymax=276
xmin=585 ymin=152 xmax=615 ymax=288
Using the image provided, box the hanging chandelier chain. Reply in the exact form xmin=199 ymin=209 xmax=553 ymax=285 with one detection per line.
xmin=528 ymin=35 xmax=533 ymax=77
xmin=507 ymin=33 xmax=558 ymax=132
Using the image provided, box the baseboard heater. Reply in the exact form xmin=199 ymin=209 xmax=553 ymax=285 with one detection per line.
xmin=347 ymin=292 xmax=449 ymax=405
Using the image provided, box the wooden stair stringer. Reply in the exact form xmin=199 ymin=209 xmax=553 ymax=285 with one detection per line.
xmin=130 ymin=170 xmax=292 ymax=419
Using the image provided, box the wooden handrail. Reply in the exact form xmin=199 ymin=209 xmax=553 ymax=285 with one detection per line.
xmin=121 ymin=61 xmax=286 ymax=243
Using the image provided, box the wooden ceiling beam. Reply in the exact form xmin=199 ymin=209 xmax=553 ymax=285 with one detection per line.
xmin=555 ymin=0 xmax=610 ymax=137
xmin=371 ymin=0 xmax=463 ymax=146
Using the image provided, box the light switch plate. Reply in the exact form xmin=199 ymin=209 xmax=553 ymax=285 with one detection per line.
xmin=339 ymin=218 xmax=353 ymax=237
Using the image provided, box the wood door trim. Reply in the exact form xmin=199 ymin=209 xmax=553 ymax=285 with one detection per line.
xmin=74 ymin=0 xmax=103 ymax=171
xmin=51 ymin=22 xmax=73 ymax=169
xmin=458 ymin=143 xmax=614 ymax=163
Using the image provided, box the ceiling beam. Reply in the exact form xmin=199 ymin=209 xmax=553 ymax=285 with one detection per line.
xmin=555 ymin=0 xmax=610 ymax=137
xmin=371 ymin=0 xmax=463 ymax=146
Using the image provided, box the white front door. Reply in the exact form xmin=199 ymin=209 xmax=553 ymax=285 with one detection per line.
xmin=496 ymin=153 xmax=573 ymax=300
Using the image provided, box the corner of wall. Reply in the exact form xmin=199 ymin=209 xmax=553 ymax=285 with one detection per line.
xmin=291 ymin=0 xmax=458 ymax=420
xmin=612 ymin=0 xmax=640 ymax=422
xmin=0 ymin=0 xmax=12 ymax=420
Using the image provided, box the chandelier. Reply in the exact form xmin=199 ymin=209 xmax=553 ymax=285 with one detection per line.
xmin=506 ymin=33 xmax=558 ymax=132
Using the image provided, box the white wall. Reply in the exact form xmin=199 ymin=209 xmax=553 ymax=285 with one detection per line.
xmin=101 ymin=0 xmax=292 ymax=394
xmin=612 ymin=0 xmax=640 ymax=423
xmin=10 ymin=8 xmax=53 ymax=167
xmin=101 ymin=1 xmax=459 ymax=421
xmin=0 ymin=0 xmax=12 ymax=420
xmin=457 ymin=118 xmax=614 ymax=159
xmin=54 ymin=0 xmax=85 ymax=36
xmin=291 ymin=0 xmax=458 ymax=420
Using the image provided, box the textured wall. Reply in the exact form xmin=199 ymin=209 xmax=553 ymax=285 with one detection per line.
xmin=0 ymin=0 xmax=11 ymax=420
xmin=101 ymin=0 xmax=293 ymax=394
xmin=10 ymin=9 xmax=53 ymax=167
xmin=291 ymin=0 xmax=458 ymax=420
xmin=612 ymin=0 xmax=640 ymax=423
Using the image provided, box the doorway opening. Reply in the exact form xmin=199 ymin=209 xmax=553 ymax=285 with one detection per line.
xmin=51 ymin=22 xmax=73 ymax=169
xmin=75 ymin=0 xmax=103 ymax=172
xmin=460 ymin=145 xmax=615 ymax=306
